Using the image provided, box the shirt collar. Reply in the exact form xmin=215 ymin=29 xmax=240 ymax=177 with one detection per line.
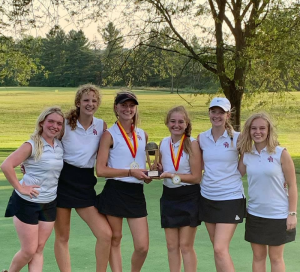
xmin=170 ymin=136 xmax=182 ymax=148
xmin=41 ymin=137 xmax=60 ymax=148
xmin=252 ymin=145 xmax=267 ymax=155
xmin=76 ymin=117 xmax=95 ymax=130
xmin=206 ymin=128 xmax=228 ymax=140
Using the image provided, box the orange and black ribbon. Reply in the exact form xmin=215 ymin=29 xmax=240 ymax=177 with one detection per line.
xmin=117 ymin=121 xmax=138 ymax=158
xmin=170 ymin=135 xmax=186 ymax=171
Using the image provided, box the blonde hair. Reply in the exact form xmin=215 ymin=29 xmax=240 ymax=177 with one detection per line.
xmin=30 ymin=106 xmax=65 ymax=161
xmin=238 ymin=112 xmax=279 ymax=154
xmin=165 ymin=106 xmax=192 ymax=156
xmin=114 ymin=91 xmax=139 ymax=128
xmin=66 ymin=84 xmax=101 ymax=130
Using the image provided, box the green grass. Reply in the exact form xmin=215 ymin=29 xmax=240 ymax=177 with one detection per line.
xmin=1 ymin=87 xmax=300 ymax=271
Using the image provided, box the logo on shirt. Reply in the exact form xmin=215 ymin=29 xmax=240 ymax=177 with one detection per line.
xmin=267 ymin=156 xmax=273 ymax=162
xmin=137 ymin=134 xmax=142 ymax=141
xmin=223 ymin=142 xmax=229 ymax=148
xmin=93 ymin=129 xmax=97 ymax=135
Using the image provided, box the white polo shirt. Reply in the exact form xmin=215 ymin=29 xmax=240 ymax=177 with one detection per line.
xmin=160 ymin=136 xmax=195 ymax=188
xmin=199 ymin=129 xmax=244 ymax=200
xmin=244 ymin=146 xmax=288 ymax=219
xmin=16 ymin=138 xmax=64 ymax=203
xmin=107 ymin=123 xmax=146 ymax=184
xmin=62 ymin=117 xmax=104 ymax=168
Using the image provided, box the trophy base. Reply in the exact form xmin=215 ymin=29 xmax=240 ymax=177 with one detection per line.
xmin=143 ymin=170 xmax=162 ymax=178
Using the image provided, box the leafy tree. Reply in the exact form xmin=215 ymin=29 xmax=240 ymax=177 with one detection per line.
xmin=0 ymin=36 xmax=38 ymax=85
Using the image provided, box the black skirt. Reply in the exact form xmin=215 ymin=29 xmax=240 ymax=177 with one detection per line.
xmin=56 ymin=162 xmax=97 ymax=208
xmin=95 ymin=179 xmax=147 ymax=218
xmin=245 ymin=213 xmax=296 ymax=246
xmin=199 ymin=193 xmax=246 ymax=224
xmin=160 ymin=184 xmax=201 ymax=228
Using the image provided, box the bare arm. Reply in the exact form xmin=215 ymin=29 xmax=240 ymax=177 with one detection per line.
xmin=197 ymin=134 xmax=204 ymax=171
xmin=238 ymin=153 xmax=246 ymax=177
xmin=96 ymin=131 xmax=150 ymax=180
xmin=281 ymin=149 xmax=298 ymax=230
xmin=160 ymin=140 xmax=202 ymax=184
xmin=1 ymin=143 xmax=39 ymax=197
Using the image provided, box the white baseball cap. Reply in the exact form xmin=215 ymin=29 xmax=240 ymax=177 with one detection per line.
xmin=209 ymin=97 xmax=231 ymax=112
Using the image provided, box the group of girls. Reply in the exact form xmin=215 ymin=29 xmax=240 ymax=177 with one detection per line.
xmin=1 ymin=85 xmax=297 ymax=272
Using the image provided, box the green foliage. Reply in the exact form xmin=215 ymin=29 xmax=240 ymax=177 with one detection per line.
xmin=0 ymin=36 xmax=38 ymax=85
xmin=246 ymin=3 xmax=300 ymax=93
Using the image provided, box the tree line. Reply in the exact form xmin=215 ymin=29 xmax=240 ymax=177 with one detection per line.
xmin=0 ymin=23 xmax=218 ymax=91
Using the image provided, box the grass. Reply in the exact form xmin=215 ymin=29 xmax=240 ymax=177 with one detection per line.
xmin=0 ymin=87 xmax=300 ymax=271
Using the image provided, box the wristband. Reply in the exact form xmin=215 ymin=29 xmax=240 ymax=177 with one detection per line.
xmin=288 ymin=212 xmax=297 ymax=216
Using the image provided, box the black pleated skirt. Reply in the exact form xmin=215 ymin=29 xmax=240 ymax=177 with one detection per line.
xmin=199 ymin=193 xmax=246 ymax=224
xmin=56 ymin=162 xmax=97 ymax=208
xmin=95 ymin=179 xmax=147 ymax=218
xmin=160 ymin=184 xmax=201 ymax=228
xmin=245 ymin=213 xmax=296 ymax=246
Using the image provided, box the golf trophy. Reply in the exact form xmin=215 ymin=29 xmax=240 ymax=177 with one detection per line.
xmin=145 ymin=142 xmax=162 ymax=178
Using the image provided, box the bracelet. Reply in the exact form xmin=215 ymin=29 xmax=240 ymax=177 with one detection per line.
xmin=128 ymin=169 xmax=131 ymax=177
xmin=288 ymin=212 xmax=297 ymax=216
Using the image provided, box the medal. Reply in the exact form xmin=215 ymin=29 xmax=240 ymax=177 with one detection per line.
xmin=130 ymin=161 xmax=139 ymax=169
xmin=172 ymin=174 xmax=181 ymax=185
xmin=117 ymin=121 xmax=139 ymax=168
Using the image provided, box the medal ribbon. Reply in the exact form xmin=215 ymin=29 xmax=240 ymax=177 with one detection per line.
xmin=117 ymin=121 xmax=138 ymax=158
xmin=170 ymin=135 xmax=186 ymax=171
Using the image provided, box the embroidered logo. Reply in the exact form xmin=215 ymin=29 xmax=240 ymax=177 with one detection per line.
xmin=268 ymin=156 xmax=273 ymax=162
xmin=93 ymin=129 xmax=97 ymax=135
xmin=223 ymin=142 xmax=229 ymax=148
xmin=137 ymin=134 xmax=142 ymax=141
xmin=235 ymin=215 xmax=240 ymax=220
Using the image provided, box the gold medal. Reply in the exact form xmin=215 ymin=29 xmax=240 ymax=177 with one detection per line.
xmin=172 ymin=174 xmax=181 ymax=185
xmin=130 ymin=161 xmax=139 ymax=169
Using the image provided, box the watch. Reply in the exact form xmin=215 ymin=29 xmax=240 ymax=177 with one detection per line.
xmin=288 ymin=212 xmax=297 ymax=216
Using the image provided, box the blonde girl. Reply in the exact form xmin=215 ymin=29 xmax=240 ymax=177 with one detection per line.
xmin=238 ymin=112 xmax=297 ymax=272
xmin=2 ymin=106 xmax=64 ymax=272
xmin=157 ymin=106 xmax=202 ymax=272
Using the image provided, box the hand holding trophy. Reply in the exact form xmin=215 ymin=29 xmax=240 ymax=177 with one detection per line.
xmin=144 ymin=142 xmax=162 ymax=178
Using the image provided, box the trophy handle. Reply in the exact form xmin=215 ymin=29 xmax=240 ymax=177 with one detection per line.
xmin=154 ymin=149 xmax=159 ymax=165
xmin=146 ymin=151 xmax=152 ymax=169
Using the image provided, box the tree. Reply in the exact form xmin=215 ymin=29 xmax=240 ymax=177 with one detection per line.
xmin=0 ymin=36 xmax=38 ymax=85
xmin=105 ymin=0 xmax=283 ymax=130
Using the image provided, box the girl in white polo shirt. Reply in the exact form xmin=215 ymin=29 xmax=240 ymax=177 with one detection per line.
xmin=54 ymin=84 xmax=112 ymax=272
xmin=95 ymin=91 xmax=151 ymax=272
xmin=238 ymin=112 xmax=297 ymax=272
xmin=156 ymin=106 xmax=202 ymax=272
xmin=198 ymin=97 xmax=246 ymax=272
xmin=2 ymin=106 xmax=64 ymax=272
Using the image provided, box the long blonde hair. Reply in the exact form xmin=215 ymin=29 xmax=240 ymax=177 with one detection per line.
xmin=165 ymin=106 xmax=192 ymax=156
xmin=30 ymin=106 xmax=64 ymax=161
xmin=238 ymin=112 xmax=279 ymax=154
xmin=66 ymin=84 xmax=101 ymax=130
xmin=113 ymin=91 xmax=139 ymax=128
